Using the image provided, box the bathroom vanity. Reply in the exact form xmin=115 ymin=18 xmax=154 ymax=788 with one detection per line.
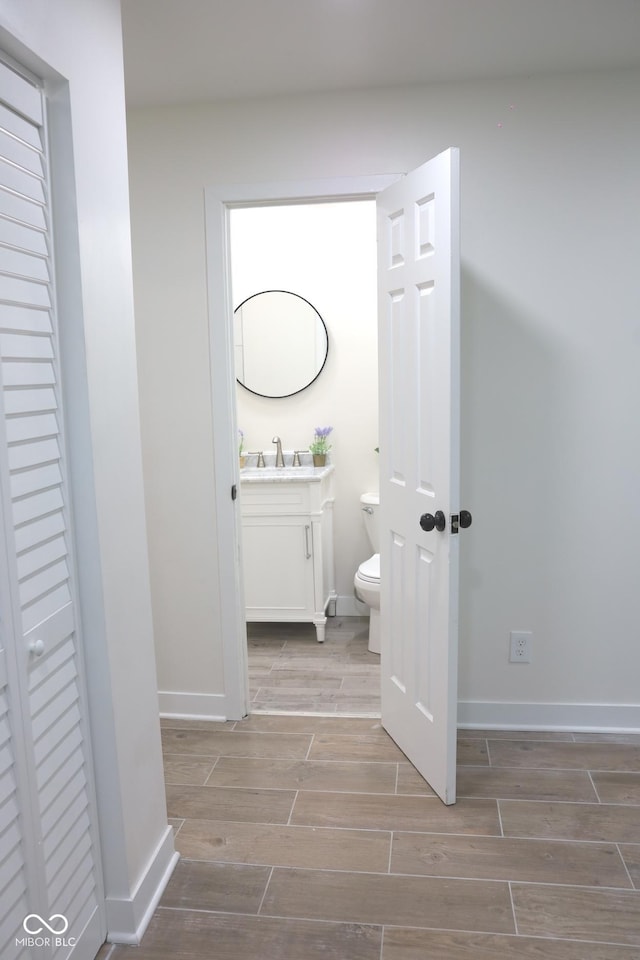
xmin=240 ymin=464 xmax=336 ymax=641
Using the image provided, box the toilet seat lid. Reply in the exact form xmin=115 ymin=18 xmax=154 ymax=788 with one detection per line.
xmin=358 ymin=553 xmax=380 ymax=582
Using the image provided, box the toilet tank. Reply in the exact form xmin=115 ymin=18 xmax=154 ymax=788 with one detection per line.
xmin=360 ymin=492 xmax=380 ymax=552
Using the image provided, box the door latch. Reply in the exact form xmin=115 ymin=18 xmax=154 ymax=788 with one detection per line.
xmin=450 ymin=510 xmax=472 ymax=534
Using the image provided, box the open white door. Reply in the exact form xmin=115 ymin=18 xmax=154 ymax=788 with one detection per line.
xmin=378 ymin=148 xmax=465 ymax=805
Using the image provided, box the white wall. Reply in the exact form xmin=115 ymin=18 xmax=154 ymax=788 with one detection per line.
xmin=0 ymin=0 xmax=175 ymax=942
xmin=231 ymin=201 xmax=379 ymax=611
xmin=128 ymin=67 xmax=640 ymax=728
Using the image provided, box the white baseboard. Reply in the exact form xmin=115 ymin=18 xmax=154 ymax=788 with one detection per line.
xmin=160 ymin=687 xmax=640 ymax=734
xmin=106 ymin=824 xmax=179 ymax=944
xmin=158 ymin=690 xmax=229 ymax=721
xmin=458 ymin=700 xmax=640 ymax=733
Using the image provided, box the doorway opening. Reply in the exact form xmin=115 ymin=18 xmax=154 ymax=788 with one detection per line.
xmin=229 ymin=199 xmax=380 ymax=717
xmin=206 ymin=154 xmax=460 ymax=802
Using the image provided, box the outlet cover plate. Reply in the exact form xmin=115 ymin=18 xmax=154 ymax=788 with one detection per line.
xmin=509 ymin=630 xmax=532 ymax=663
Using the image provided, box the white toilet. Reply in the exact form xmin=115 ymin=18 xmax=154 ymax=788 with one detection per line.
xmin=354 ymin=492 xmax=381 ymax=654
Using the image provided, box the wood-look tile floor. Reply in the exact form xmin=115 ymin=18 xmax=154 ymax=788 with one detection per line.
xmin=246 ymin=617 xmax=381 ymax=714
xmin=101 ymin=714 xmax=640 ymax=960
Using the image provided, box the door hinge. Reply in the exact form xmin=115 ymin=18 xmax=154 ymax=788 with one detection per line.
xmin=231 ymin=484 xmax=237 ymax=501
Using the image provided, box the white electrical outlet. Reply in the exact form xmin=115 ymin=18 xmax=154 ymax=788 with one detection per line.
xmin=509 ymin=630 xmax=532 ymax=663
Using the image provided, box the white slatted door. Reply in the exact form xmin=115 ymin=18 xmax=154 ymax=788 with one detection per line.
xmin=0 ymin=58 xmax=104 ymax=958
xmin=0 ymin=644 xmax=35 ymax=960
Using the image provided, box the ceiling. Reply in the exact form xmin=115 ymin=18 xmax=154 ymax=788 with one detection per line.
xmin=121 ymin=0 xmax=640 ymax=109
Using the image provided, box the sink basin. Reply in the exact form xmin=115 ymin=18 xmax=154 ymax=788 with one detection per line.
xmin=240 ymin=464 xmax=333 ymax=481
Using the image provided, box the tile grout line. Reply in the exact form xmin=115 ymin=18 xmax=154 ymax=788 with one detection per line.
xmin=616 ymin=842 xmax=636 ymax=889
xmin=485 ymin=737 xmax=492 ymax=767
xmin=287 ymin=790 xmax=299 ymax=826
xmin=171 ymin=772 xmax=630 ymax=806
xmin=170 ymin=818 xmax=185 ymax=839
xmin=507 ymin=880 xmax=520 ymax=936
xmin=459 ymin=793 xmax=637 ymax=808
xmin=304 ymin=734 xmax=315 ymax=761
xmin=202 ymin=756 xmax=221 ymax=785
xmin=466 ymin=761 xmax=628 ymax=774
xmin=256 ymin=865 xmax=275 ymax=917
xmin=588 ymin=770 xmax=603 ymax=803
xmin=172 ymin=854 xmax=640 ymax=889
xmin=172 ymin=781 xmax=434 ymax=799
xmin=140 ymin=904 xmax=640 ymax=948
xmin=174 ymin=839 xmax=635 ymax=883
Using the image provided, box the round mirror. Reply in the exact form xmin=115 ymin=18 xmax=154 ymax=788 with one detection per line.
xmin=234 ymin=290 xmax=329 ymax=398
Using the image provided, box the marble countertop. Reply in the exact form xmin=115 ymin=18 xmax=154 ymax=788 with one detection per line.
xmin=240 ymin=463 xmax=334 ymax=482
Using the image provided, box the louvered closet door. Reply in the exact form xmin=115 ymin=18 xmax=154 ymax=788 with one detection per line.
xmin=0 ymin=648 xmax=34 ymax=959
xmin=0 ymin=58 xmax=104 ymax=959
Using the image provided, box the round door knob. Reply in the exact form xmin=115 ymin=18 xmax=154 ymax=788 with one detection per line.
xmin=419 ymin=510 xmax=446 ymax=532
xmin=459 ymin=510 xmax=472 ymax=529
xmin=29 ymin=638 xmax=45 ymax=657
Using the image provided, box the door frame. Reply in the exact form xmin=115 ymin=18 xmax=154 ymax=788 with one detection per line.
xmin=204 ymin=175 xmax=399 ymax=718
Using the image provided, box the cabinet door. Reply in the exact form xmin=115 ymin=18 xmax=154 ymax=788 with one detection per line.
xmin=242 ymin=516 xmax=315 ymax=617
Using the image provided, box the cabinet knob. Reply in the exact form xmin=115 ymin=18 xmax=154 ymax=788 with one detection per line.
xmin=29 ymin=638 xmax=45 ymax=657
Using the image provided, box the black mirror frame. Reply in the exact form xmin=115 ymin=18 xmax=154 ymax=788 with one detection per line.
xmin=234 ymin=289 xmax=329 ymax=399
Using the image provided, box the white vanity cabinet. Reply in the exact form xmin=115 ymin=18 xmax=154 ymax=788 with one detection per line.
xmin=240 ymin=466 xmax=336 ymax=641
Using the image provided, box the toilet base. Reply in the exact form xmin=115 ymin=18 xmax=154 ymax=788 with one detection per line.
xmin=354 ymin=568 xmax=381 ymax=656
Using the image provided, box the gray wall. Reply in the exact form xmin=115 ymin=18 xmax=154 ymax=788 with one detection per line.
xmin=128 ymin=67 xmax=640 ymax=727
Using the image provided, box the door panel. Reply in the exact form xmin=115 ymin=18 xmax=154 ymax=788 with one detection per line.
xmin=0 ymin=55 xmax=105 ymax=957
xmin=378 ymin=149 xmax=461 ymax=805
xmin=0 ymin=649 xmax=33 ymax=960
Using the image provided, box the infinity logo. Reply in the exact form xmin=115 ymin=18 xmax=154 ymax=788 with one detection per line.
xmin=23 ymin=914 xmax=69 ymax=935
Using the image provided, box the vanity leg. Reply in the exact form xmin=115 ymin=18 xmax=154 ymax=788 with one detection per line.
xmin=313 ymin=616 xmax=327 ymax=643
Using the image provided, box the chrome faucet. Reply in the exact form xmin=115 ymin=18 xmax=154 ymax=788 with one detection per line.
xmin=272 ymin=435 xmax=285 ymax=467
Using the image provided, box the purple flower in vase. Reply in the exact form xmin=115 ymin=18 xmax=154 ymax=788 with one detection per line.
xmin=309 ymin=426 xmax=333 ymax=455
